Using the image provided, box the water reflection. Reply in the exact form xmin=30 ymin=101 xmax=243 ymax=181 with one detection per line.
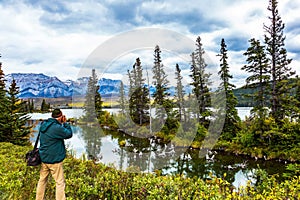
xmin=32 ymin=122 xmax=288 ymax=188
xmin=79 ymin=124 xmax=104 ymax=161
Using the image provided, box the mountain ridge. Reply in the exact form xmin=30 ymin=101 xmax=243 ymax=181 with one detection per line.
xmin=5 ymin=73 xmax=191 ymax=98
xmin=5 ymin=73 xmax=118 ymax=98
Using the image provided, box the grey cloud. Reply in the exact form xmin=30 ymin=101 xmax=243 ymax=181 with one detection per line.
xmin=24 ymin=59 xmax=43 ymax=65
xmin=1 ymin=0 xmax=299 ymax=84
xmin=104 ymin=1 xmax=140 ymax=25
xmin=25 ymin=0 xmax=70 ymax=14
xmin=25 ymin=0 xmax=229 ymax=35
xmin=213 ymin=36 xmax=249 ymax=52
xmin=286 ymin=21 xmax=300 ymax=35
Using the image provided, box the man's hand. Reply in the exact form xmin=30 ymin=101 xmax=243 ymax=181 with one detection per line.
xmin=61 ymin=115 xmax=67 ymax=123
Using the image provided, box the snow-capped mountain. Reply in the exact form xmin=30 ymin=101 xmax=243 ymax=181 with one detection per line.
xmin=5 ymin=73 xmax=71 ymax=98
xmin=5 ymin=73 xmax=192 ymax=98
xmin=98 ymin=78 xmax=122 ymax=96
xmin=5 ymin=73 xmax=123 ymax=98
xmin=66 ymin=77 xmax=89 ymax=96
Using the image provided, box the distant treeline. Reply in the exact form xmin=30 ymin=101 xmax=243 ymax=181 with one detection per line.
xmin=234 ymin=78 xmax=299 ymax=107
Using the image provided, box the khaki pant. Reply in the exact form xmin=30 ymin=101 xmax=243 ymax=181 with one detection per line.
xmin=36 ymin=162 xmax=66 ymax=200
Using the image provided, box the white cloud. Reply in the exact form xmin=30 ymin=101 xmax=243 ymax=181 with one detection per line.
xmin=0 ymin=1 xmax=110 ymax=81
xmin=0 ymin=0 xmax=299 ymax=87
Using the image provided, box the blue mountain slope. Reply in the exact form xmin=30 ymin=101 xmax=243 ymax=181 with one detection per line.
xmin=5 ymin=73 xmax=191 ymax=98
xmin=5 ymin=73 xmax=123 ymax=98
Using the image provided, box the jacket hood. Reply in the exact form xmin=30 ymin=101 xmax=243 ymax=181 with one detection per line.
xmin=40 ymin=118 xmax=57 ymax=133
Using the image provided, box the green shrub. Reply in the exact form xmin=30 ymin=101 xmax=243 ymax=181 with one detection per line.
xmin=0 ymin=142 xmax=299 ymax=200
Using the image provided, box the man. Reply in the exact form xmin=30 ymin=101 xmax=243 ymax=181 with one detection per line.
xmin=36 ymin=108 xmax=73 ymax=200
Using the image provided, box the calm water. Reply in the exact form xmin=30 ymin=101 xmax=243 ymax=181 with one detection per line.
xmin=28 ymin=107 xmax=252 ymax=120
xmin=29 ymin=107 xmax=288 ymax=188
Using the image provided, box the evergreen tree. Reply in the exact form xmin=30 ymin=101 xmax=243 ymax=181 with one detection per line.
xmin=217 ymin=38 xmax=240 ymax=141
xmin=0 ymin=56 xmax=6 ymax=98
xmin=175 ymin=63 xmax=186 ymax=122
xmin=185 ymin=93 xmax=195 ymax=122
xmin=128 ymin=58 xmax=149 ymax=125
xmin=3 ymin=79 xmax=31 ymax=145
xmin=190 ymin=53 xmax=200 ymax=121
xmin=41 ymin=99 xmax=50 ymax=112
xmin=136 ymin=58 xmax=150 ymax=125
xmin=30 ymin=99 xmax=34 ymax=112
xmin=127 ymin=69 xmax=134 ymax=119
xmin=293 ymin=76 xmax=300 ymax=120
xmin=118 ymin=81 xmax=126 ymax=115
xmin=0 ymin=56 xmax=8 ymax=142
xmin=20 ymin=99 xmax=28 ymax=113
xmin=152 ymin=45 xmax=177 ymax=136
xmin=152 ymin=45 xmax=171 ymax=118
xmin=242 ymin=38 xmax=270 ymax=118
xmin=190 ymin=36 xmax=211 ymax=125
xmin=264 ymin=0 xmax=294 ymax=120
xmin=82 ymin=69 xmax=102 ymax=123
xmin=94 ymin=85 xmax=103 ymax=119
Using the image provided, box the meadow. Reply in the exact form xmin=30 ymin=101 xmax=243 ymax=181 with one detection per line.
xmin=1 ymin=142 xmax=299 ymax=199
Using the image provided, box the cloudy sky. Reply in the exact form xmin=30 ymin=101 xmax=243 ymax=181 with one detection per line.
xmin=0 ymin=0 xmax=299 ymax=87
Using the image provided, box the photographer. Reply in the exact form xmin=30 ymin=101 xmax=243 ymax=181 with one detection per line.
xmin=36 ymin=108 xmax=73 ymax=200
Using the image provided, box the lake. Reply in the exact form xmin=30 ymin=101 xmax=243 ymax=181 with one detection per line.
xmin=29 ymin=107 xmax=288 ymax=188
xmin=29 ymin=107 xmax=252 ymax=121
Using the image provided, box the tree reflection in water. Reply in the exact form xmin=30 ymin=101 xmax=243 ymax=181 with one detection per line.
xmin=78 ymin=124 xmax=104 ymax=162
xmin=32 ymin=123 xmax=288 ymax=187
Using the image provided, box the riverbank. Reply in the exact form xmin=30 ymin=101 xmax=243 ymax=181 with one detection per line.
xmin=1 ymin=142 xmax=299 ymax=199
xmin=216 ymin=140 xmax=300 ymax=163
xmin=106 ymin=122 xmax=300 ymax=163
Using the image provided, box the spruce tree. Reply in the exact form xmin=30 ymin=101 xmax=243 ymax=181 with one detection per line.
xmin=217 ymin=38 xmax=240 ymax=141
xmin=190 ymin=36 xmax=211 ymax=125
xmin=0 ymin=56 xmax=8 ymax=142
xmin=127 ymin=68 xmax=134 ymax=120
xmin=152 ymin=45 xmax=177 ymax=136
xmin=128 ymin=58 xmax=149 ymax=125
xmin=94 ymin=85 xmax=103 ymax=120
xmin=30 ymin=99 xmax=34 ymax=113
xmin=4 ymin=79 xmax=31 ymax=145
xmin=242 ymin=38 xmax=270 ymax=118
xmin=264 ymin=0 xmax=294 ymax=120
xmin=152 ymin=45 xmax=171 ymax=118
xmin=118 ymin=81 xmax=126 ymax=115
xmin=135 ymin=58 xmax=150 ymax=125
xmin=41 ymin=99 xmax=50 ymax=112
xmin=30 ymin=99 xmax=34 ymax=112
xmin=175 ymin=63 xmax=186 ymax=122
xmin=190 ymin=52 xmax=200 ymax=121
xmin=82 ymin=69 xmax=101 ymax=123
xmin=0 ymin=57 xmax=6 ymax=98
xmin=41 ymin=99 xmax=46 ymax=111
xmin=293 ymin=76 xmax=300 ymax=120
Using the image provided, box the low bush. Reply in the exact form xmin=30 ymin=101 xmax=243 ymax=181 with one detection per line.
xmin=0 ymin=142 xmax=299 ymax=199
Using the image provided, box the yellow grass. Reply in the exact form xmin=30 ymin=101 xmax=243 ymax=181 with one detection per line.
xmin=69 ymin=100 xmax=119 ymax=108
xmin=69 ymin=102 xmax=84 ymax=108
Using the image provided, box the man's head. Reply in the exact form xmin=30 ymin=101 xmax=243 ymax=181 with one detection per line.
xmin=52 ymin=108 xmax=62 ymax=118
xmin=52 ymin=108 xmax=66 ymax=123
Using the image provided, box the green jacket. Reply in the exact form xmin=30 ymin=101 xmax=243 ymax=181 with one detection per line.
xmin=39 ymin=118 xmax=73 ymax=164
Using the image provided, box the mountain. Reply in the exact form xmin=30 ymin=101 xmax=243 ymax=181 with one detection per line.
xmin=65 ymin=77 xmax=89 ymax=96
xmin=98 ymin=78 xmax=123 ymax=96
xmin=5 ymin=73 xmax=126 ymax=98
xmin=5 ymin=73 xmax=71 ymax=98
xmin=5 ymin=73 xmax=193 ymax=98
xmin=6 ymin=73 xmax=293 ymax=106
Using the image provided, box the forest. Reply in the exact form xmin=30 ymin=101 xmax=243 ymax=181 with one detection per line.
xmin=79 ymin=0 xmax=300 ymax=162
xmin=0 ymin=0 xmax=299 ymax=199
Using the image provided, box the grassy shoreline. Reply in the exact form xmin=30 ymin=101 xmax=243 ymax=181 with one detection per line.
xmin=0 ymin=142 xmax=299 ymax=199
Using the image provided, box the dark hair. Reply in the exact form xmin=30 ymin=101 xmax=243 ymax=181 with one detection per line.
xmin=51 ymin=108 xmax=62 ymax=118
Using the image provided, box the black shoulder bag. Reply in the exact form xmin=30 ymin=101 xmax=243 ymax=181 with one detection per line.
xmin=25 ymin=130 xmax=41 ymax=166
